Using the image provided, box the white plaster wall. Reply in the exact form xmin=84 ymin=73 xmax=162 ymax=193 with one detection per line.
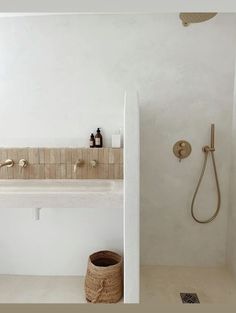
xmin=0 ymin=14 xmax=236 ymax=274
xmin=227 ymin=62 xmax=236 ymax=277
xmin=139 ymin=14 xmax=236 ymax=266
xmin=0 ymin=14 xmax=126 ymax=276
xmin=0 ymin=15 xmax=124 ymax=147
xmin=124 ymin=92 xmax=140 ymax=303
xmin=0 ymin=206 xmax=122 ymax=275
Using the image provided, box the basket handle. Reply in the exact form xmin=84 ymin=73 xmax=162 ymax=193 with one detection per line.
xmin=92 ymin=279 xmax=105 ymax=303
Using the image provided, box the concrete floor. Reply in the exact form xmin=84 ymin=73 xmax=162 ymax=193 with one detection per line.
xmin=0 ymin=275 xmax=123 ymax=303
xmin=141 ymin=265 xmax=236 ymax=304
xmin=0 ymin=266 xmax=235 ymax=303
xmin=0 ymin=275 xmax=87 ymax=303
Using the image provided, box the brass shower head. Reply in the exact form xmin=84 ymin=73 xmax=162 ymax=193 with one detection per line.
xmin=179 ymin=13 xmax=217 ymax=26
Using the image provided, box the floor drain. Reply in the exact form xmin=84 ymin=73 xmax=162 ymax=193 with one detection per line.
xmin=180 ymin=293 xmax=200 ymax=304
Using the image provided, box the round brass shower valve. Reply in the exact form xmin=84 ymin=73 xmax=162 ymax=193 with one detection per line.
xmin=173 ymin=140 xmax=192 ymax=161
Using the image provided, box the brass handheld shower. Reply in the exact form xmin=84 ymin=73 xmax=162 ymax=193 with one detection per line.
xmin=191 ymin=124 xmax=221 ymax=224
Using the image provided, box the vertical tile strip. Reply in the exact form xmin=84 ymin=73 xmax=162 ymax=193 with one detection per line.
xmin=0 ymin=148 xmax=123 ymax=179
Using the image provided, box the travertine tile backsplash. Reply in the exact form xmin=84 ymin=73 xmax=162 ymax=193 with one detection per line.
xmin=0 ymin=148 xmax=123 ymax=179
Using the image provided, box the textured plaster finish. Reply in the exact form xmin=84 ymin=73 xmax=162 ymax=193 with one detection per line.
xmin=139 ymin=14 xmax=236 ymax=266
xmin=227 ymin=62 xmax=236 ymax=277
xmin=1 ymin=13 xmax=236 ymax=275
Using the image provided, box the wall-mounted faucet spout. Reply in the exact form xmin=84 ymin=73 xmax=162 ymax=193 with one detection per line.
xmin=0 ymin=159 xmax=14 ymax=168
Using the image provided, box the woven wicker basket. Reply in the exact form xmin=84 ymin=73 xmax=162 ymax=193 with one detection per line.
xmin=85 ymin=250 xmax=123 ymax=303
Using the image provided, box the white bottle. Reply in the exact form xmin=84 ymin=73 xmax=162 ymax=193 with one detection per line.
xmin=112 ymin=129 xmax=122 ymax=148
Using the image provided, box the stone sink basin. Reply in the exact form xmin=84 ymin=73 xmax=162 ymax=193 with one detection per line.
xmin=0 ymin=179 xmax=123 ymax=209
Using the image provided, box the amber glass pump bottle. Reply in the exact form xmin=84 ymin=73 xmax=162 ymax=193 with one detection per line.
xmin=95 ymin=128 xmax=103 ymax=148
xmin=89 ymin=133 xmax=95 ymax=148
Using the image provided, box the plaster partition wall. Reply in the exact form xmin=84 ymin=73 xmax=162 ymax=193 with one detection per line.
xmin=227 ymin=63 xmax=236 ymax=278
xmin=124 ymin=92 xmax=140 ymax=303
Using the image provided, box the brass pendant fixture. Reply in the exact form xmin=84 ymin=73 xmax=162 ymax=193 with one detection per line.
xmin=179 ymin=13 xmax=217 ymax=26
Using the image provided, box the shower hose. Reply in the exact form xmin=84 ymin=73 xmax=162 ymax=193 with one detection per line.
xmin=191 ymin=146 xmax=221 ymax=224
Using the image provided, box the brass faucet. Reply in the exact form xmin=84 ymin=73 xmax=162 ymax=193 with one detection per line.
xmin=90 ymin=160 xmax=97 ymax=168
xmin=73 ymin=159 xmax=84 ymax=173
xmin=0 ymin=159 xmax=14 ymax=168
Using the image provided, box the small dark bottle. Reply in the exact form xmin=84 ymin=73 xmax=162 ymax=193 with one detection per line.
xmin=95 ymin=128 xmax=103 ymax=148
xmin=89 ymin=133 xmax=95 ymax=148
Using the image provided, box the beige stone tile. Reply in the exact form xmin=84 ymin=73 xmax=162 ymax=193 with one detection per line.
xmin=103 ymin=164 xmax=109 ymax=179
xmin=22 ymin=166 xmax=30 ymax=179
xmin=0 ymin=167 xmax=8 ymax=179
xmin=108 ymin=148 xmax=120 ymax=164
xmin=114 ymin=164 xmax=123 ymax=179
xmin=38 ymin=165 xmax=45 ymax=179
xmin=29 ymin=164 xmax=44 ymax=179
xmin=114 ymin=149 xmax=120 ymax=164
xmin=66 ymin=164 xmax=72 ymax=179
xmin=0 ymin=147 xmax=122 ymax=180
xmin=82 ymin=148 xmax=88 ymax=165
xmin=88 ymin=165 xmax=98 ymax=179
xmin=108 ymin=164 xmax=114 ymax=179
xmin=108 ymin=148 xmax=115 ymax=164
xmin=71 ymin=148 xmax=77 ymax=164
xmin=0 ymin=148 xmax=8 ymax=161
xmin=71 ymin=148 xmax=83 ymax=164
xmin=88 ymin=148 xmax=99 ymax=163
xmin=87 ymin=148 xmax=93 ymax=163
xmin=103 ymin=148 xmax=109 ymax=164
xmin=60 ymin=149 xmax=66 ymax=164
xmin=43 ymin=148 xmax=60 ymax=164
xmin=0 ymin=149 xmax=13 ymax=179
xmin=81 ymin=165 xmax=88 ymax=179
xmin=119 ymin=148 xmax=123 ymax=164
xmin=98 ymin=148 xmax=105 ymax=164
xmin=49 ymin=149 xmax=61 ymax=164
xmin=6 ymin=148 xmax=18 ymax=163
xmin=65 ymin=149 xmax=72 ymax=164
xmin=60 ymin=164 xmax=67 ymax=179
xmin=56 ymin=165 xmax=61 ymax=179
xmin=44 ymin=148 xmax=50 ymax=164
xmin=75 ymin=167 xmax=83 ymax=179
xmin=71 ymin=165 xmax=76 ymax=179
xmin=17 ymin=148 xmax=29 ymax=161
xmin=98 ymin=164 xmax=109 ymax=179
xmin=119 ymin=165 xmax=123 ymax=179
xmin=38 ymin=148 xmax=45 ymax=164
xmin=28 ymin=148 xmax=39 ymax=164
xmin=44 ymin=164 xmax=50 ymax=179
xmin=6 ymin=167 xmax=14 ymax=179
xmin=13 ymin=165 xmax=21 ymax=179
xmin=49 ymin=165 xmax=56 ymax=179
xmin=30 ymin=165 xmax=39 ymax=179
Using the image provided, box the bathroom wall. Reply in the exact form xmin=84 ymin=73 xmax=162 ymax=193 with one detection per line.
xmin=1 ymin=14 xmax=236 ymax=274
xmin=0 ymin=16 xmax=124 ymax=148
xmin=139 ymin=14 xmax=236 ymax=266
xmin=227 ymin=63 xmax=236 ymax=276
xmin=0 ymin=14 xmax=126 ymax=276
xmin=0 ymin=206 xmax=122 ymax=275
xmin=0 ymin=148 xmax=123 ymax=179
